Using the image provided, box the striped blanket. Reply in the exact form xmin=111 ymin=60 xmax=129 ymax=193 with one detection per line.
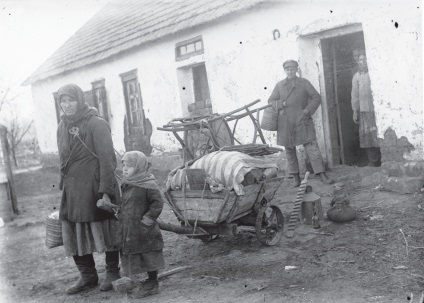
xmin=190 ymin=151 xmax=278 ymax=195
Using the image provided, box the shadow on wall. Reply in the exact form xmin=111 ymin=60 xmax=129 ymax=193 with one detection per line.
xmin=379 ymin=127 xmax=414 ymax=162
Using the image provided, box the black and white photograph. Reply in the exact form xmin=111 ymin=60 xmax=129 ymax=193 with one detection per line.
xmin=0 ymin=0 xmax=423 ymax=302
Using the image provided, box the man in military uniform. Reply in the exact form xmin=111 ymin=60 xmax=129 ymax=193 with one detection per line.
xmin=268 ymin=59 xmax=334 ymax=187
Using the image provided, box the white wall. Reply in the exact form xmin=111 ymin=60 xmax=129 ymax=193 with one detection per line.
xmin=31 ymin=0 xmax=422 ymax=161
xmin=295 ymin=0 xmax=423 ymax=160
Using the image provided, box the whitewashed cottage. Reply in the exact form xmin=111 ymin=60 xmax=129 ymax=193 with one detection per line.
xmin=24 ymin=0 xmax=422 ymax=170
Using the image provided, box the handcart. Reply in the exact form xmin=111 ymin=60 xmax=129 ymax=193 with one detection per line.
xmin=156 ymin=99 xmax=286 ymax=246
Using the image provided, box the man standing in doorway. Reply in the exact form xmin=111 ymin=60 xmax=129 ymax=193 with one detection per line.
xmin=268 ymin=59 xmax=334 ymax=187
xmin=351 ymin=52 xmax=381 ymax=167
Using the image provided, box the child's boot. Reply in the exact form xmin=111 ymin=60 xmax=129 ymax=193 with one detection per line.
xmin=131 ymin=279 xmax=159 ymax=298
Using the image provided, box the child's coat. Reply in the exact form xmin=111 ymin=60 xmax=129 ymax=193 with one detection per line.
xmin=117 ymin=184 xmax=164 ymax=255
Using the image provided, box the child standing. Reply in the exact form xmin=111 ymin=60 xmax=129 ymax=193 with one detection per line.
xmin=118 ymin=151 xmax=165 ymax=298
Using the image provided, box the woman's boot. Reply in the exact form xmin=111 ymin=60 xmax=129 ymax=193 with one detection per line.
xmin=99 ymin=251 xmax=121 ymax=291
xmin=66 ymin=254 xmax=98 ymax=295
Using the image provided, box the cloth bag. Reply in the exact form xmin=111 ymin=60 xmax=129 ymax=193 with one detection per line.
xmin=260 ymin=105 xmax=278 ymax=131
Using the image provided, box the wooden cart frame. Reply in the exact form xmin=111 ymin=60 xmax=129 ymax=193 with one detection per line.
xmin=157 ymin=100 xmax=285 ymax=246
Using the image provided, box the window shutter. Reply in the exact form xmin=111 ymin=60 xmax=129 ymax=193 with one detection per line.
xmin=84 ymin=90 xmax=95 ymax=107
xmin=53 ymin=92 xmax=61 ymax=124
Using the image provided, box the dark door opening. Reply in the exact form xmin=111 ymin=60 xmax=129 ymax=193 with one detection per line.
xmin=321 ymin=31 xmax=368 ymax=166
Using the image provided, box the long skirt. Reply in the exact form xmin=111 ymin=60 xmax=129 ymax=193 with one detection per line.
xmin=62 ymin=219 xmax=120 ymax=257
xmin=359 ymin=111 xmax=379 ymax=148
xmin=120 ymin=250 xmax=165 ymax=277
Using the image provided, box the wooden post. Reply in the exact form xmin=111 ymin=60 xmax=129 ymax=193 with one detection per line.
xmin=0 ymin=124 xmax=19 ymax=215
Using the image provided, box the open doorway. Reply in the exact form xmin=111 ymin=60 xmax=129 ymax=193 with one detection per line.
xmin=321 ymin=31 xmax=368 ymax=166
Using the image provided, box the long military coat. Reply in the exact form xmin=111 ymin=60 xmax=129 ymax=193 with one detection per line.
xmin=268 ymin=77 xmax=321 ymax=147
xmin=118 ymin=185 xmax=164 ymax=254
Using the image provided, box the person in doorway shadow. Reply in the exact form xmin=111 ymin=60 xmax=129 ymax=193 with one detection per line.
xmin=268 ymin=59 xmax=334 ymax=187
xmin=351 ymin=52 xmax=382 ymax=167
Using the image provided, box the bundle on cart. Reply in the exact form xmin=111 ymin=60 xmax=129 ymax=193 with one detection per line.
xmin=166 ymin=151 xmax=278 ymax=195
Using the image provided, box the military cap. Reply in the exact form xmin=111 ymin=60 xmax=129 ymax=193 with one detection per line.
xmin=283 ymin=60 xmax=299 ymax=69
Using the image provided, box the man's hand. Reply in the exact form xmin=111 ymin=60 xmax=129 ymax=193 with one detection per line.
xmin=353 ymin=110 xmax=359 ymax=124
xmin=302 ymin=109 xmax=310 ymax=119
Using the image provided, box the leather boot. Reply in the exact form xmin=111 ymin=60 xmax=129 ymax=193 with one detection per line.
xmin=292 ymin=173 xmax=301 ymax=188
xmin=319 ymin=172 xmax=334 ymax=185
xmin=66 ymin=254 xmax=98 ymax=295
xmin=100 ymin=251 xmax=121 ymax=291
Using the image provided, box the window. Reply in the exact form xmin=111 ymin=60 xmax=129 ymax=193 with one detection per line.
xmin=91 ymin=79 xmax=109 ymax=122
xmin=175 ymin=36 xmax=204 ymax=61
xmin=120 ymin=69 xmax=145 ymax=127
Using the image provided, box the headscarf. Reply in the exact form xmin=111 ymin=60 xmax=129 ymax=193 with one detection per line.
xmin=121 ymin=151 xmax=160 ymax=190
xmin=56 ymin=83 xmax=99 ymax=172
xmin=57 ymin=83 xmax=94 ymax=125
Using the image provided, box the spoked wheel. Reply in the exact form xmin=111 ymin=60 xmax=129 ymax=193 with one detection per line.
xmin=255 ymin=205 xmax=284 ymax=246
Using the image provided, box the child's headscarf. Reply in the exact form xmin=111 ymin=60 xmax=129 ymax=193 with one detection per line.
xmin=121 ymin=151 xmax=160 ymax=190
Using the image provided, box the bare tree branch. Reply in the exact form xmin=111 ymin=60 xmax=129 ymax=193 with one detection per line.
xmin=0 ymin=86 xmax=20 ymax=115
xmin=0 ymin=87 xmax=10 ymax=113
xmin=6 ymin=116 xmax=34 ymax=167
xmin=11 ymin=120 xmax=33 ymax=149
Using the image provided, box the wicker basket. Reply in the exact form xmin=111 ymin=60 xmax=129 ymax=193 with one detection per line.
xmin=260 ymin=106 xmax=278 ymax=131
xmin=45 ymin=217 xmax=63 ymax=248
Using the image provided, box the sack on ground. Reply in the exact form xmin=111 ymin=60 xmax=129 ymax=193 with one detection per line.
xmin=260 ymin=106 xmax=278 ymax=131
xmin=46 ymin=211 xmax=63 ymax=248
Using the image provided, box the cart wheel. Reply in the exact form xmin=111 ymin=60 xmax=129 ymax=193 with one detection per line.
xmin=255 ymin=205 xmax=284 ymax=246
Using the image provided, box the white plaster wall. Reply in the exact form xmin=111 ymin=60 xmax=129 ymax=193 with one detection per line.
xmin=31 ymin=0 xmax=422 ymax=161
xmin=31 ymin=38 xmax=185 ymax=153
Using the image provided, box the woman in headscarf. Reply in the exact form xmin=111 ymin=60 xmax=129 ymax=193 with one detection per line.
xmin=56 ymin=83 xmax=120 ymax=294
xmin=117 ymin=151 xmax=165 ymax=298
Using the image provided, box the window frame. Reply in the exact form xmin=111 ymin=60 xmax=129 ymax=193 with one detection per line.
xmin=91 ymin=78 xmax=109 ymax=122
xmin=175 ymin=36 xmax=204 ymax=61
xmin=53 ymin=92 xmax=61 ymax=124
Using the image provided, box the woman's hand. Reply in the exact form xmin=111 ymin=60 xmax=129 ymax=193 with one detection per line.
xmin=141 ymin=216 xmax=155 ymax=227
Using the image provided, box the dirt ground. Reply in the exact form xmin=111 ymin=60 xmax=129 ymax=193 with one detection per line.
xmin=1 ymin=165 xmax=424 ymax=303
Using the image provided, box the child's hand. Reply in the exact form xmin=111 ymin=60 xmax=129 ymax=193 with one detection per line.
xmin=102 ymin=193 xmax=111 ymax=203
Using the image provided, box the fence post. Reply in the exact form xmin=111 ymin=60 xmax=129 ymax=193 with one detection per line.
xmin=0 ymin=124 xmax=19 ymax=215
